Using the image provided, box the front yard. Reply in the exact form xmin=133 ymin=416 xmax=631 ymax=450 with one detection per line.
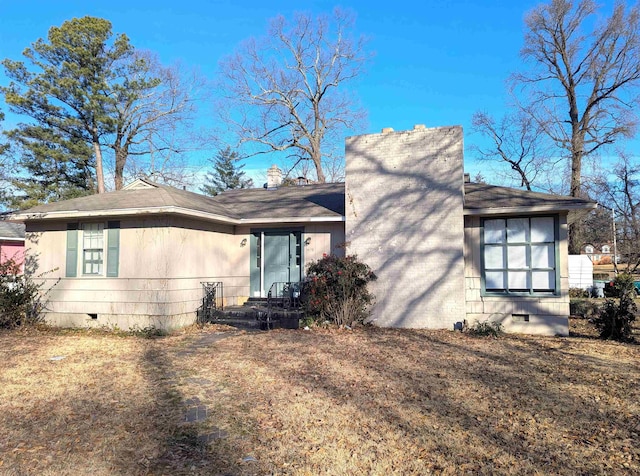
xmin=1 ymin=323 xmax=639 ymax=475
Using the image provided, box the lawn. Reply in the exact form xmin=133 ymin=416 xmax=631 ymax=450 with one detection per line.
xmin=1 ymin=323 xmax=639 ymax=475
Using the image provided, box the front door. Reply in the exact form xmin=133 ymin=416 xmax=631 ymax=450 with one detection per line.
xmin=250 ymin=230 xmax=302 ymax=297
xmin=264 ymin=233 xmax=292 ymax=294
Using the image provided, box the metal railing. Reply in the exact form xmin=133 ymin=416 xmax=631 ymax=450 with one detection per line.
xmin=267 ymin=281 xmax=302 ymax=310
xmin=197 ymin=281 xmax=223 ymax=324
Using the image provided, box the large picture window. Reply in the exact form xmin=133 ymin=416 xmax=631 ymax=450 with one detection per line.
xmin=482 ymin=216 xmax=558 ymax=295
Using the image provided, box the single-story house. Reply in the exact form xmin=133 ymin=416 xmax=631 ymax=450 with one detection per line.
xmin=0 ymin=219 xmax=25 ymax=272
xmin=6 ymin=125 xmax=595 ymax=335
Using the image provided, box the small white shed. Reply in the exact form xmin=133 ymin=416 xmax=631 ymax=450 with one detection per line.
xmin=568 ymin=255 xmax=593 ymax=290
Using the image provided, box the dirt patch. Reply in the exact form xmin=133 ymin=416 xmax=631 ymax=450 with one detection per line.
xmin=1 ymin=324 xmax=639 ymax=474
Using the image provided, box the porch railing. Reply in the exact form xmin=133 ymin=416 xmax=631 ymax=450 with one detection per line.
xmin=197 ymin=281 xmax=223 ymax=324
xmin=267 ymin=281 xmax=302 ymax=310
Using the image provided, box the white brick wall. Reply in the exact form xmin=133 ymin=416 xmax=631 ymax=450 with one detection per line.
xmin=345 ymin=125 xmax=466 ymax=328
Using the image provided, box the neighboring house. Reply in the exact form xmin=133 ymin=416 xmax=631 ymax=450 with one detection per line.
xmin=7 ymin=125 xmax=595 ymax=335
xmin=582 ymin=243 xmax=615 ymax=264
xmin=0 ymin=220 xmax=25 ymax=272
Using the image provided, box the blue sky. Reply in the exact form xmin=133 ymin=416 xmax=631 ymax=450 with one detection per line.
xmin=0 ymin=0 xmax=621 ymax=187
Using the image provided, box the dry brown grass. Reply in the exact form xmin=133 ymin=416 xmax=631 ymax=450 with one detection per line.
xmin=1 ymin=323 xmax=639 ymax=475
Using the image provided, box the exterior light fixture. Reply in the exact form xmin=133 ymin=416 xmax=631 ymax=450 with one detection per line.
xmin=304 ymin=237 xmax=311 ymax=245
xmin=240 ymin=238 xmax=247 ymax=247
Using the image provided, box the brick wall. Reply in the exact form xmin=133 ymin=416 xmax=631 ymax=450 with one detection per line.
xmin=345 ymin=125 xmax=466 ymax=328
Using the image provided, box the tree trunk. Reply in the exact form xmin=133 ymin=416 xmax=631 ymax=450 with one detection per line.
xmin=92 ymin=139 xmax=106 ymax=194
xmin=310 ymin=137 xmax=326 ymax=183
xmin=568 ymin=128 xmax=585 ymax=254
xmin=114 ymin=145 xmax=127 ymax=190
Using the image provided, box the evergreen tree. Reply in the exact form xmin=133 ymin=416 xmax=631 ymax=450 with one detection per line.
xmin=1 ymin=16 xmax=133 ymax=195
xmin=201 ymin=147 xmax=253 ymax=196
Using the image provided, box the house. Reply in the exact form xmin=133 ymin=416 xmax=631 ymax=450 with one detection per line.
xmin=0 ymin=220 xmax=25 ymax=272
xmin=582 ymin=243 xmax=615 ymax=264
xmin=6 ymin=125 xmax=595 ymax=335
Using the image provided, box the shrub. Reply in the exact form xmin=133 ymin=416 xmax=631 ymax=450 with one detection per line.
xmin=593 ymin=273 xmax=637 ymax=342
xmin=569 ymin=299 xmax=601 ymax=319
xmin=302 ymin=254 xmax=377 ymax=326
xmin=569 ymin=287 xmax=590 ymax=298
xmin=466 ymin=320 xmax=504 ymax=338
xmin=0 ymin=259 xmax=51 ymax=329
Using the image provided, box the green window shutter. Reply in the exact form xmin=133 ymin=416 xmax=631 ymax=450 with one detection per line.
xmin=106 ymin=221 xmax=120 ymax=277
xmin=65 ymin=223 xmax=78 ymax=277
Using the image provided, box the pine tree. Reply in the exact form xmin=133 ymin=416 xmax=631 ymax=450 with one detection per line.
xmin=200 ymin=147 xmax=253 ymax=196
xmin=200 ymin=147 xmax=253 ymax=197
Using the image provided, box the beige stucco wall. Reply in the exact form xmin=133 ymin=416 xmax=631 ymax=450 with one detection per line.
xmin=26 ymin=216 xmax=344 ymax=330
xmin=345 ymin=125 xmax=466 ymax=329
xmin=463 ymin=214 xmax=571 ymax=336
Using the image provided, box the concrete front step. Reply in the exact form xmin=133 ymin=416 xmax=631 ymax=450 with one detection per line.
xmin=213 ymin=305 xmax=302 ymax=330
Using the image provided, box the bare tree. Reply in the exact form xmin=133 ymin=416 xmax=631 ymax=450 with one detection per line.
xmin=471 ymin=110 xmax=551 ymax=190
xmin=514 ymin=0 xmax=640 ymax=251
xmin=217 ymin=9 xmax=368 ymax=183
xmin=595 ymin=152 xmax=640 ymax=273
xmin=108 ymin=51 xmax=200 ymax=190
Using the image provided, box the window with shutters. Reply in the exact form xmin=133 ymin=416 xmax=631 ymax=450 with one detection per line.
xmin=481 ymin=216 xmax=559 ymax=296
xmin=66 ymin=221 xmax=119 ymax=277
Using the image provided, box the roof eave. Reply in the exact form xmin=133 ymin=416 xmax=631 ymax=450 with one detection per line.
xmin=239 ymin=216 xmax=345 ymax=224
xmin=6 ymin=206 xmax=242 ymax=225
xmin=6 ymin=207 xmax=346 ymax=225
xmin=463 ymin=202 xmax=597 ymax=216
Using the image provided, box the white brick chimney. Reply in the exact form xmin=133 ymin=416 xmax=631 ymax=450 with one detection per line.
xmin=266 ymin=165 xmax=283 ymax=189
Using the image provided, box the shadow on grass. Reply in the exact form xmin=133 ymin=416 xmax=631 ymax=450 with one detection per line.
xmin=232 ymin=328 xmax=640 ymax=473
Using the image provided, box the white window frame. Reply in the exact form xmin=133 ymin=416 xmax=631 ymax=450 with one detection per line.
xmin=81 ymin=223 xmax=105 ymax=276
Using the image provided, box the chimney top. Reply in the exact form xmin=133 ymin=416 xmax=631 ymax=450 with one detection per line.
xmin=414 ymin=124 xmax=426 ymax=130
xmin=266 ymin=164 xmax=283 ymax=189
xmin=464 ymin=173 xmax=471 ymax=183
xmin=381 ymin=127 xmax=394 ymax=134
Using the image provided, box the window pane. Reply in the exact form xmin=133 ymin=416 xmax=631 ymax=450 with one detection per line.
xmin=484 ymin=246 xmax=504 ymax=269
xmin=532 ymin=271 xmax=555 ymax=290
xmin=531 ymin=244 xmax=554 ymax=268
xmin=508 ymin=245 xmax=527 ymax=268
xmin=508 ymin=271 xmax=529 ymax=290
xmin=486 ymin=271 xmax=505 ymax=289
xmin=531 ymin=217 xmax=554 ymax=242
xmin=507 ymin=218 xmax=529 ymax=242
xmin=484 ymin=219 xmax=505 ymax=244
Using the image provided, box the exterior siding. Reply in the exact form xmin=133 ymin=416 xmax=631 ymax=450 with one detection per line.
xmin=345 ymin=125 xmax=466 ymax=329
xmin=26 ymin=216 xmax=344 ymax=330
xmin=463 ymin=214 xmax=571 ymax=336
